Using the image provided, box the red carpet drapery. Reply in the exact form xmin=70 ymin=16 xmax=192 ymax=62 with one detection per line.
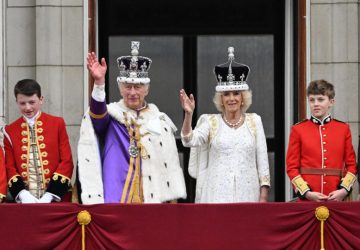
xmin=2 ymin=202 xmax=360 ymax=250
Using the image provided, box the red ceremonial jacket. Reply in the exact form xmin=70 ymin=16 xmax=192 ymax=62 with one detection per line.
xmin=4 ymin=112 xmax=73 ymax=199
xmin=286 ymin=116 xmax=357 ymax=197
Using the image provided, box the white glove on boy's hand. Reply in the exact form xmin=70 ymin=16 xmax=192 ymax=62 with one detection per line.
xmin=38 ymin=192 xmax=54 ymax=203
xmin=18 ymin=190 xmax=39 ymax=203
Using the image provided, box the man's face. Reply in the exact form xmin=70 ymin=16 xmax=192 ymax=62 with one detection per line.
xmin=119 ymin=83 xmax=149 ymax=110
xmin=308 ymin=94 xmax=334 ymax=120
xmin=16 ymin=94 xmax=43 ymax=119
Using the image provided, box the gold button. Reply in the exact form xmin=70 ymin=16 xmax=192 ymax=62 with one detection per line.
xmin=39 ymin=143 xmax=45 ymax=149
xmin=22 ymin=138 xmax=28 ymax=143
xmin=38 ymin=135 xmax=44 ymax=141
xmin=323 ymin=134 xmax=327 ymax=137
xmin=323 ymin=142 xmax=326 ymax=145
xmin=324 ymin=157 xmax=327 ymax=160
xmin=41 ymin=151 xmax=48 ymax=157
xmin=323 ymin=149 xmax=327 ymax=152
xmin=324 ymin=166 xmax=327 ymax=168
xmin=21 ymin=146 xmax=27 ymax=151
xmin=36 ymin=121 xmax=43 ymax=126
xmin=21 ymin=130 xmax=28 ymax=136
xmin=43 ymin=160 xmax=49 ymax=165
xmin=37 ymin=128 xmax=43 ymax=133
xmin=323 ymin=181 xmax=326 ymax=184
xmin=21 ymin=154 xmax=27 ymax=160
xmin=21 ymin=122 xmax=27 ymax=128
xmin=21 ymin=163 xmax=27 ymax=169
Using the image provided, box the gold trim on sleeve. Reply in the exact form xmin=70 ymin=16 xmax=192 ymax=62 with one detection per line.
xmin=340 ymin=172 xmax=356 ymax=191
xmin=8 ymin=175 xmax=20 ymax=187
xmin=89 ymin=110 xmax=108 ymax=119
xmin=52 ymin=173 xmax=71 ymax=183
xmin=291 ymin=175 xmax=310 ymax=195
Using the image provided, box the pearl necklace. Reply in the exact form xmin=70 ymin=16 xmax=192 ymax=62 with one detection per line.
xmin=223 ymin=114 xmax=243 ymax=128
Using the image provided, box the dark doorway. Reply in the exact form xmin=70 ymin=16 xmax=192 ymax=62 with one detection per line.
xmin=98 ymin=0 xmax=286 ymax=202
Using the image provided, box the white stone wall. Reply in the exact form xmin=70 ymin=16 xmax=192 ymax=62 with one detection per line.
xmin=4 ymin=0 xmax=84 ymax=171
xmin=310 ymin=0 xmax=360 ymax=198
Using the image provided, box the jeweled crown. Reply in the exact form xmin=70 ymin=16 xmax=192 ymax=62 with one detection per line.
xmin=117 ymin=41 xmax=152 ymax=84
xmin=214 ymin=47 xmax=250 ymax=92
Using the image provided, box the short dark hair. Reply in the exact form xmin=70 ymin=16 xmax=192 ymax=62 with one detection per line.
xmin=14 ymin=79 xmax=42 ymax=98
xmin=306 ymin=79 xmax=335 ymax=99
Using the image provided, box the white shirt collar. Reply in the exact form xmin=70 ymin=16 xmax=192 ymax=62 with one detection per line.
xmin=23 ymin=111 xmax=40 ymax=127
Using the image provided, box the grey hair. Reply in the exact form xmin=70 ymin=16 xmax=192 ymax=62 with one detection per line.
xmin=212 ymin=90 xmax=252 ymax=113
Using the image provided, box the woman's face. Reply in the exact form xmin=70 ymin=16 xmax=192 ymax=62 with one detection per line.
xmin=308 ymin=94 xmax=334 ymax=120
xmin=221 ymin=91 xmax=243 ymax=113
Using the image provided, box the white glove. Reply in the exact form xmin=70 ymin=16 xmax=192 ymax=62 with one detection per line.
xmin=18 ymin=190 xmax=39 ymax=203
xmin=38 ymin=192 xmax=54 ymax=203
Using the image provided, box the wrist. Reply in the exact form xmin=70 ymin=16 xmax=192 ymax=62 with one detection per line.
xmin=304 ymin=191 xmax=312 ymax=200
xmin=94 ymin=79 xmax=105 ymax=85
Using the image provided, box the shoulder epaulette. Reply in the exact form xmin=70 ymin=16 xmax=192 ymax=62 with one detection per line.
xmin=294 ymin=119 xmax=308 ymax=125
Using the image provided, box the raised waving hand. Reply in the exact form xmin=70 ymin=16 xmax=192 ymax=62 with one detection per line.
xmin=87 ymin=52 xmax=107 ymax=85
xmin=179 ymin=89 xmax=195 ymax=114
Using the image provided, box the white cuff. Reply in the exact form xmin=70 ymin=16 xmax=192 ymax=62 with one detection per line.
xmin=38 ymin=192 xmax=61 ymax=203
xmin=181 ymin=130 xmax=193 ymax=142
xmin=17 ymin=189 xmax=39 ymax=203
xmin=92 ymin=84 xmax=106 ymax=102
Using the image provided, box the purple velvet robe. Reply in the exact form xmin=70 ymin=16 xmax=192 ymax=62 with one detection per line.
xmin=90 ymin=97 xmax=140 ymax=203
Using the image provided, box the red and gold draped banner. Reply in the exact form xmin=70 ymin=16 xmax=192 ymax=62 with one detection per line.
xmin=2 ymin=202 xmax=360 ymax=249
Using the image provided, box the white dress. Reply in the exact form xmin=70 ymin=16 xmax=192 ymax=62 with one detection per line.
xmin=182 ymin=113 xmax=270 ymax=203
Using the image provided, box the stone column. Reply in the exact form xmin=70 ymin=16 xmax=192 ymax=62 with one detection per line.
xmin=5 ymin=0 xmax=85 ymax=168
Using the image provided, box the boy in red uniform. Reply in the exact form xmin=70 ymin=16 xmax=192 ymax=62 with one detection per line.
xmin=4 ymin=79 xmax=73 ymax=203
xmin=286 ymin=79 xmax=357 ymax=201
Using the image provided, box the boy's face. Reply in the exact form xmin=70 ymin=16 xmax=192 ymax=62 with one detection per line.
xmin=308 ymin=94 xmax=334 ymax=120
xmin=16 ymin=94 xmax=43 ymax=119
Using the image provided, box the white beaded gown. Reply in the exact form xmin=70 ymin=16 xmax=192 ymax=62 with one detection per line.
xmin=182 ymin=113 xmax=270 ymax=203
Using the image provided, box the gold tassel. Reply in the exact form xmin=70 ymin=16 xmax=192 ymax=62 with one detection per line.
xmin=315 ymin=206 xmax=330 ymax=250
xmin=77 ymin=210 xmax=91 ymax=250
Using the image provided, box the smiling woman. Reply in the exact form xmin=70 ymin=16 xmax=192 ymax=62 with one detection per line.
xmin=179 ymin=46 xmax=271 ymax=203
